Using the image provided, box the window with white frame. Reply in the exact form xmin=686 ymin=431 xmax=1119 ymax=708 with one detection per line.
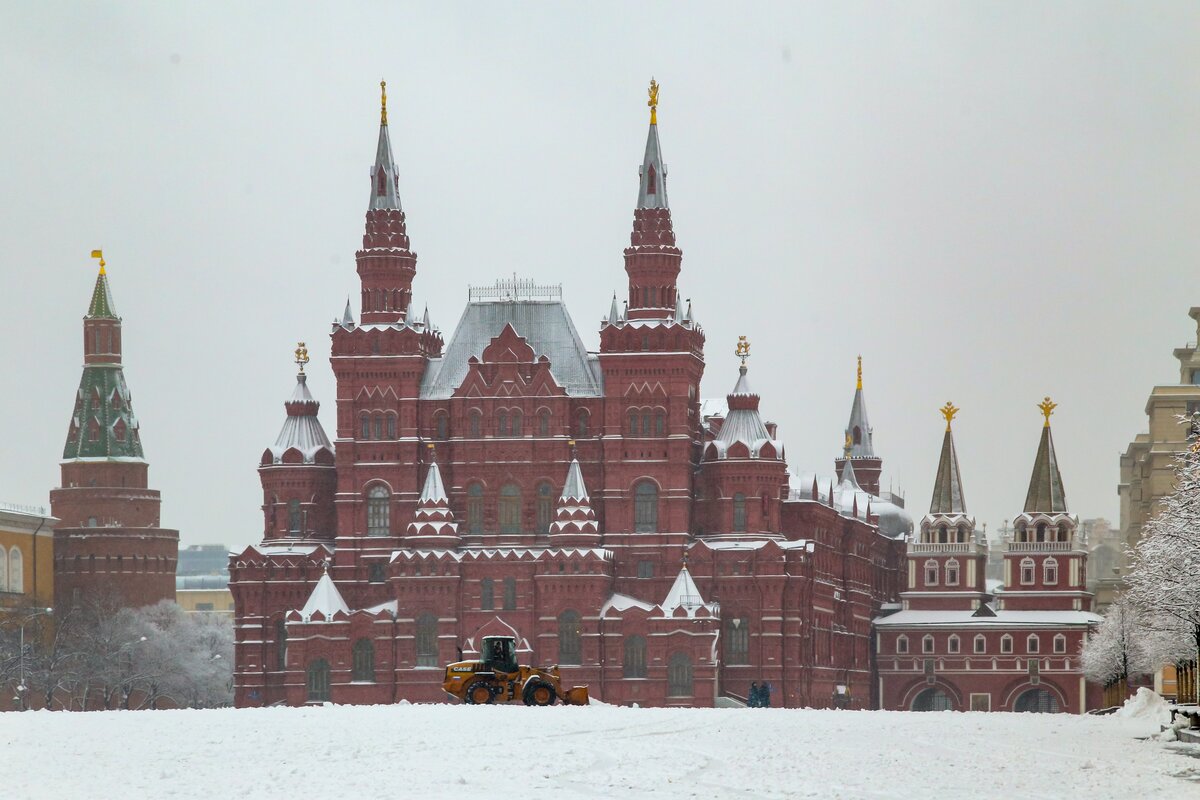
xmin=924 ymin=559 xmax=939 ymax=586
xmin=948 ymin=634 xmax=960 ymax=654
xmin=1043 ymin=558 xmax=1058 ymax=585
xmin=945 ymin=558 xmax=960 ymax=586
xmin=1020 ymin=558 xmax=1035 ymax=585
xmin=8 ymin=547 xmax=22 ymax=593
xmin=922 ymin=635 xmax=935 ymax=654
xmin=1027 ymin=634 xmax=1040 ymax=654
xmin=1000 ymin=634 xmax=1013 ymax=654
xmin=1053 ymin=634 xmax=1066 ymax=654
xmin=896 ymin=635 xmax=909 ymax=654
xmin=974 ymin=634 xmax=986 ymax=654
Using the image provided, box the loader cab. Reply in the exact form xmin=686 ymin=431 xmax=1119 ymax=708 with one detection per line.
xmin=481 ymin=635 xmax=518 ymax=674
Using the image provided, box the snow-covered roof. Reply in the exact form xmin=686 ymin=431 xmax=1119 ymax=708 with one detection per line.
xmin=298 ymin=570 xmax=350 ymax=621
xmin=266 ymin=374 xmax=335 ymax=465
xmin=249 ymin=543 xmax=324 ymax=557
xmin=792 ymin=465 xmax=913 ymax=540
xmin=659 ymin=566 xmax=717 ymax=618
xmin=600 ymin=592 xmax=656 ymax=616
xmin=873 ymin=608 xmax=1102 ymax=627
xmin=393 ymin=546 xmax=612 ymax=562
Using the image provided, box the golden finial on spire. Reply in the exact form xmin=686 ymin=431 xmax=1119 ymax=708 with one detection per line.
xmin=843 ymin=431 xmax=853 ymax=458
xmin=735 ymin=335 xmax=750 ymax=366
xmin=940 ymin=401 xmax=959 ymax=431
xmin=294 ymin=341 xmax=310 ymax=374
xmin=90 ymin=249 xmax=105 ymax=276
xmin=380 ymin=79 xmax=388 ymax=126
xmin=856 ymin=355 xmax=863 ymax=390
xmin=1038 ymin=396 xmax=1057 ymax=427
xmin=647 ymin=78 xmax=660 ymax=125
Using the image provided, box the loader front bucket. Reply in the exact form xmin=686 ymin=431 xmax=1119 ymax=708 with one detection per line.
xmin=563 ymin=685 xmax=590 ymax=706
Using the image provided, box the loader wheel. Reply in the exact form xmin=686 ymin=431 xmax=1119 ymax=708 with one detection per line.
xmin=523 ymin=680 xmax=556 ymax=707
xmin=465 ymin=679 xmax=497 ymax=705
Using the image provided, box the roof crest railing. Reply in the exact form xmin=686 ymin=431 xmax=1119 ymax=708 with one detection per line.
xmin=0 ymin=502 xmax=48 ymax=516
xmin=469 ymin=277 xmax=562 ymax=302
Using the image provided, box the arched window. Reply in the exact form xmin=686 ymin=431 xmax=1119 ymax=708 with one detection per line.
xmin=945 ymin=559 xmax=960 ymax=586
xmin=576 ymin=410 xmax=589 ymax=438
xmin=386 ymin=412 xmax=397 ymax=439
xmin=911 ymin=688 xmax=952 ymax=711
xmin=288 ymin=499 xmax=302 ymax=534
xmin=1053 ymin=634 xmax=1067 ymax=654
xmin=1000 ymin=634 xmax=1013 ymax=654
xmin=373 ymin=413 xmax=384 ymax=440
xmin=499 ymin=484 xmax=522 ymax=535
xmin=538 ymin=409 xmax=550 ymax=436
xmin=1043 ymin=558 xmax=1058 ymax=585
xmin=511 ymin=410 xmax=523 ymax=437
xmin=558 ymin=610 xmax=582 ymax=665
xmin=480 ymin=578 xmax=494 ymax=611
xmin=416 ymin=613 xmax=438 ymax=667
xmin=1014 ymin=688 xmax=1060 ymax=713
xmin=667 ymin=652 xmax=693 ymax=697
xmin=536 ymin=483 xmax=554 ymax=535
xmin=896 ymin=635 xmax=909 ymax=654
xmin=275 ymin=619 xmax=288 ymax=670
xmin=351 ymin=639 xmax=375 ymax=682
xmin=0 ymin=547 xmax=7 ymax=592
xmin=469 ymin=410 xmax=482 ymax=437
xmin=646 ymin=163 xmax=657 ymax=195
xmin=367 ymin=486 xmax=390 ymax=536
xmin=641 ymin=413 xmax=651 ymax=436
xmin=922 ymin=635 xmax=935 ymax=654
xmin=852 ymin=425 xmax=862 ymax=445
xmin=377 ymin=170 xmax=387 ymax=196
xmin=724 ymin=617 xmax=750 ymax=664
xmin=503 ymin=577 xmax=517 ymax=611
xmin=623 ymin=635 xmax=647 ymax=678
xmin=306 ymin=659 xmax=331 ymax=703
xmin=628 ymin=411 xmax=638 ymax=436
xmin=1020 ymin=558 xmax=1035 ymax=585
xmin=634 ymin=482 xmax=658 ymax=533
xmin=360 ymin=413 xmax=371 ymax=440
xmin=732 ymin=493 xmax=747 ymax=532
xmin=655 ymin=411 xmax=665 ymax=436
xmin=948 ymin=635 xmax=960 ymax=654
xmin=1026 ymin=634 xmax=1040 ymax=654
xmin=435 ymin=412 xmax=448 ymax=440
xmin=498 ymin=411 xmax=509 ymax=437
xmin=974 ymin=635 xmax=986 ymax=654
xmin=466 ymin=483 xmax=484 ymax=534
xmin=924 ymin=559 xmax=939 ymax=586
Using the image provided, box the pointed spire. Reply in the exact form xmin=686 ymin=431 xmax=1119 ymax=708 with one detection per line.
xmin=87 ymin=263 xmax=118 ymax=319
xmin=844 ymin=357 xmax=874 ymax=458
xmin=270 ymin=344 xmax=334 ymax=464
xmin=419 ymin=458 xmax=448 ymax=505
xmin=839 ymin=458 xmax=859 ymax=488
xmin=660 ymin=562 xmax=714 ymax=617
xmin=608 ymin=293 xmax=619 ymax=326
xmin=673 ymin=296 xmax=684 ymax=323
xmin=299 ymin=569 xmax=350 ymax=621
xmin=406 ymin=445 xmax=459 ymax=546
xmin=422 ymin=304 xmax=431 ymax=330
xmin=638 ymin=78 xmax=669 ymax=210
xmin=550 ymin=451 xmax=600 ymax=546
xmin=929 ymin=403 xmax=967 ymax=515
xmin=341 ymin=297 xmax=355 ymax=328
xmin=1023 ymin=398 xmax=1068 ymax=513
xmin=369 ymin=80 xmax=403 ymax=211
xmin=684 ymin=298 xmax=693 ymax=324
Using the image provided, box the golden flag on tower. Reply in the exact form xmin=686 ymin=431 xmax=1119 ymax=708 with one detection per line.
xmin=90 ymin=249 xmax=103 ymax=259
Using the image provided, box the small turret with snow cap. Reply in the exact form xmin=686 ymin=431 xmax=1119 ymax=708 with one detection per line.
xmin=258 ymin=343 xmax=336 ymax=541
xmin=548 ymin=444 xmax=601 ymax=548
xmin=834 ymin=356 xmax=883 ymax=496
xmin=405 ymin=445 xmax=460 ymax=548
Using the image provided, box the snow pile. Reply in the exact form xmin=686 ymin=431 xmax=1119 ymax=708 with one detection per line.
xmin=0 ymin=705 xmax=1188 ymax=799
xmin=1114 ymin=687 xmax=1170 ymax=723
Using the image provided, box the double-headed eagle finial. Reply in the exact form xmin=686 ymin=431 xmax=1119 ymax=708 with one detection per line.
xmin=648 ymin=78 xmax=660 ymax=125
xmin=940 ymin=402 xmax=959 ymax=431
xmin=294 ymin=341 xmax=310 ymax=374
xmin=1038 ymin=396 xmax=1057 ymax=427
xmin=735 ymin=335 xmax=750 ymax=366
xmin=380 ymin=80 xmax=388 ymax=126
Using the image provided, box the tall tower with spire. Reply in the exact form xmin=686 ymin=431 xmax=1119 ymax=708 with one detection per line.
xmin=357 ymin=80 xmax=418 ymax=326
xmin=50 ymin=253 xmax=179 ymax=610
xmin=834 ymin=356 xmax=883 ymax=496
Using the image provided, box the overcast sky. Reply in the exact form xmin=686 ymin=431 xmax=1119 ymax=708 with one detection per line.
xmin=2 ymin=3 xmax=1198 ymax=549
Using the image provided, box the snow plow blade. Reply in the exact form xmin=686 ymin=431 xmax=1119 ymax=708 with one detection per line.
xmin=563 ymin=686 xmax=590 ymax=706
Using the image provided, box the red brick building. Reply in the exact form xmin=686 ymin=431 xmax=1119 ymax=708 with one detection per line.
xmin=50 ymin=258 xmax=179 ymax=610
xmin=874 ymin=402 xmax=1101 ymax=713
xmin=230 ymin=83 xmax=907 ymax=709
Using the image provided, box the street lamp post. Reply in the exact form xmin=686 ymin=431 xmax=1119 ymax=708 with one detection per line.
xmin=15 ymin=607 xmax=53 ymax=711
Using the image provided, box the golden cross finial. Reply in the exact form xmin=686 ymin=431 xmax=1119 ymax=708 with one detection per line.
xmin=380 ymin=80 xmax=388 ymax=126
xmin=294 ymin=341 xmax=309 ymax=374
xmin=1038 ymin=396 xmax=1057 ymax=427
xmin=940 ymin=401 xmax=959 ymax=431
xmin=647 ymin=78 xmax=660 ymax=125
xmin=856 ymin=355 xmax=863 ymax=390
xmin=90 ymin=249 xmax=105 ymax=276
xmin=735 ymin=335 xmax=750 ymax=365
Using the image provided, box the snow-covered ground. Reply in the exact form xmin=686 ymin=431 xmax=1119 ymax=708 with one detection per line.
xmin=3 ymin=701 xmax=1197 ymax=799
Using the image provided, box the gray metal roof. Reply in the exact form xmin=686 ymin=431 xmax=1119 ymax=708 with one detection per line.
xmin=369 ymin=121 xmax=403 ymax=211
xmin=419 ymin=300 xmax=604 ymax=398
xmin=929 ymin=428 xmax=967 ymax=515
xmin=845 ymin=387 xmax=874 ymax=457
xmin=637 ymin=122 xmax=669 ymax=209
xmin=1023 ymin=425 xmax=1068 ymax=514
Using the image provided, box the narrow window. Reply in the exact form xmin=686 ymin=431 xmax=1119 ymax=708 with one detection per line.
xmin=416 ymin=613 xmax=438 ymax=667
xmin=724 ymin=617 xmax=750 ymax=665
xmin=637 ymin=560 xmax=654 ymax=579
xmin=7 ymin=547 xmax=21 ymax=593
xmin=576 ymin=411 xmax=589 ymax=437
xmin=896 ymin=635 xmax=909 ymax=654
xmin=386 ymin=413 xmax=396 ymax=439
xmin=436 ymin=413 xmax=448 ymax=440
xmin=945 ymin=559 xmax=960 ymax=586
xmin=974 ymin=635 xmax=986 ymax=654
xmin=1043 ymin=558 xmax=1058 ymax=585
xmin=922 ymin=635 xmax=935 ymax=654
xmin=466 ymin=483 xmax=484 ymax=533
xmin=924 ymin=559 xmax=939 ymax=586
xmin=276 ymin=619 xmax=288 ymax=670
xmin=667 ymin=652 xmax=693 ymax=697
xmin=1020 ymin=558 xmax=1035 ymax=585
xmin=480 ymin=578 xmax=494 ymax=611
xmin=624 ymin=635 xmax=647 ymax=678
xmin=538 ymin=410 xmax=550 ymax=436
xmin=646 ymin=163 xmax=656 ymax=195
xmin=948 ymin=635 xmax=960 ymax=654
xmin=536 ymin=483 xmax=553 ymax=534
xmin=373 ymin=413 xmax=384 ymax=440
xmin=288 ymin=499 xmax=302 ymax=534
xmin=469 ymin=411 xmax=481 ymax=437
xmin=498 ymin=412 xmax=509 ymax=437
xmin=634 ymin=482 xmax=658 ymax=532
xmin=510 ymin=410 xmax=523 ymax=437
xmin=628 ymin=411 xmax=638 ymax=435
xmin=732 ymin=493 xmax=747 ymax=532
xmin=503 ymin=577 xmax=517 ymax=611
xmin=655 ymin=411 xmax=664 ymax=436
xmin=367 ymin=486 xmax=390 ymax=536
xmin=1001 ymin=635 xmax=1013 ymax=654
xmin=351 ymin=639 xmax=375 ymax=682
xmin=1027 ymin=635 xmax=1040 ymax=654
xmin=361 ymin=413 xmax=371 ymax=440
xmin=1053 ymin=634 xmax=1066 ymax=654
xmin=558 ymin=610 xmax=581 ymax=665
xmin=641 ymin=413 xmax=651 ymax=436
xmin=499 ymin=484 xmax=522 ymax=534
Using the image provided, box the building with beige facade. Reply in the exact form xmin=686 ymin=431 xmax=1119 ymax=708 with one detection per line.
xmin=1118 ymin=307 xmax=1200 ymax=572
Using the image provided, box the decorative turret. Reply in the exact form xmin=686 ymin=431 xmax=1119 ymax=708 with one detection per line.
xmin=834 ymin=356 xmax=882 ymax=496
xmin=406 ymin=446 xmax=460 ymax=548
xmin=659 ymin=563 xmax=717 ymax=619
xmin=357 ymin=80 xmax=418 ymax=325
xmin=904 ymin=403 xmax=986 ymax=606
xmin=624 ymin=79 xmax=682 ymax=321
xmin=258 ymin=344 xmax=337 ymax=540
xmin=549 ymin=449 xmax=600 ymax=547
xmin=50 ymin=252 xmax=179 ymax=610
xmin=1000 ymin=398 xmax=1088 ymax=611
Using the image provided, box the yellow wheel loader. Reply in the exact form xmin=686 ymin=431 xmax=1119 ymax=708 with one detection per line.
xmin=442 ymin=635 xmax=590 ymax=706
